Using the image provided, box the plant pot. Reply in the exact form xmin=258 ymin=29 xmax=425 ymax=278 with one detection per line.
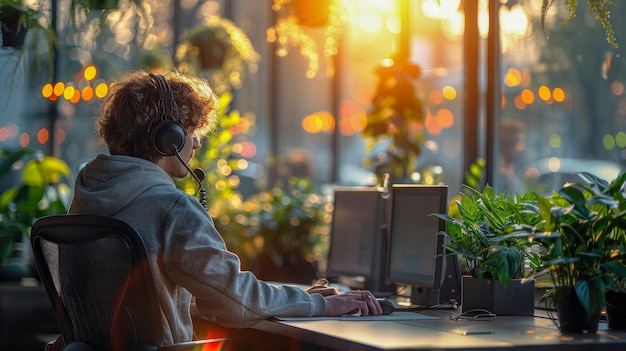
xmin=605 ymin=290 xmax=626 ymax=330
xmin=461 ymin=276 xmax=535 ymax=315
xmin=1 ymin=6 xmax=28 ymax=48
xmin=556 ymin=290 xmax=601 ymax=333
xmin=91 ymin=0 xmax=118 ymax=10
xmin=189 ymin=28 xmax=227 ymax=70
xmin=291 ymin=0 xmax=331 ymax=27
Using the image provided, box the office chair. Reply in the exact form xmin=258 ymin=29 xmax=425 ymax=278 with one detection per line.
xmin=30 ymin=215 xmax=232 ymax=351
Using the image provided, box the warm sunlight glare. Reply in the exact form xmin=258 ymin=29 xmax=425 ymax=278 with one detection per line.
xmin=358 ymin=10 xmax=383 ymax=32
xmin=422 ymin=0 xmax=461 ymax=19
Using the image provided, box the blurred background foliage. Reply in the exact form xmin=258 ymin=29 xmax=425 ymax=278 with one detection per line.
xmin=0 ymin=149 xmax=72 ymax=280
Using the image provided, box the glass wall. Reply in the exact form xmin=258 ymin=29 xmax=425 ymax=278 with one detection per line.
xmin=9 ymin=1 xmax=623 ymax=199
xmin=495 ymin=0 xmax=626 ymax=195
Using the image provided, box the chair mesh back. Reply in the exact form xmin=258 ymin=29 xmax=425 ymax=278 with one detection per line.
xmin=31 ymin=216 xmax=162 ymax=351
xmin=43 ymin=237 xmax=130 ymax=348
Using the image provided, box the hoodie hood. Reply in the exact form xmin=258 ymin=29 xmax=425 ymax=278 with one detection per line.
xmin=69 ymin=154 xmax=175 ymax=216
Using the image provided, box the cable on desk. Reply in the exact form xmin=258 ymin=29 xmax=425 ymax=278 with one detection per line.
xmin=449 ymin=309 xmax=496 ymax=321
xmin=394 ymin=301 xmax=459 ymax=312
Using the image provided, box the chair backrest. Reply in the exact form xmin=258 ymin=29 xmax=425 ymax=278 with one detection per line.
xmin=31 ymin=215 xmax=163 ymax=351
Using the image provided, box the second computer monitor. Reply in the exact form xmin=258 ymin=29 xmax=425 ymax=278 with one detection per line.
xmin=387 ymin=184 xmax=452 ymax=305
xmin=326 ymin=186 xmax=393 ymax=296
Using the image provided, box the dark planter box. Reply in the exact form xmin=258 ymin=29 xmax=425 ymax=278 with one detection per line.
xmin=606 ymin=290 xmax=626 ymax=330
xmin=461 ymin=276 xmax=535 ymax=315
xmin=557 ymin=290 xmax=600 ymax=333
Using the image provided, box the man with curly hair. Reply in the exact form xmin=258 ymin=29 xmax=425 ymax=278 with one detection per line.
xmin=67 ymin=70 xmax=382 ymax=346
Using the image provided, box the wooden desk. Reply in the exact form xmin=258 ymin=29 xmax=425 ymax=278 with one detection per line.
xmin=253 ymin=309 xmax=626 ymax=351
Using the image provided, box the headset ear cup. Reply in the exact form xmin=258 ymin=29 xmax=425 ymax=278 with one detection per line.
xmin=150 ymin=121 xmax=185 ymax=156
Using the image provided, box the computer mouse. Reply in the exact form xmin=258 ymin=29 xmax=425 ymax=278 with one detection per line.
xmin=377 ymin=298 xmax=395 ymax=315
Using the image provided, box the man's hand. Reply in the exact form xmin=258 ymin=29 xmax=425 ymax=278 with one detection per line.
xmin=323 ymin=290 xmax=382 ymax=316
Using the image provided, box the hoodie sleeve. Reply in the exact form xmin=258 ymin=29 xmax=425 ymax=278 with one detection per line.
xmin=159 ymin=196 xmax=326 ymax=328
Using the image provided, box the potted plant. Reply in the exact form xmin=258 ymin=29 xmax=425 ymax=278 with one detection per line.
xmin=225 ymin=177 xmax=330 ymax=284
xmin=0 ymin=0 xmax=57 ymax=86
xmin=0 ymin=149 xmax=71 ymax=282
xmin=591 ymin=172 xmax=626 ymax=330
xmin=434 ymin=184 xmax=545 ymax=315
xmin=266 ymin=0 xmax=343 ymax=78
xmin=517 ymin=172 xmax=626 ymax=333
xmin=175 ymin=15 xmax=260 ymax=95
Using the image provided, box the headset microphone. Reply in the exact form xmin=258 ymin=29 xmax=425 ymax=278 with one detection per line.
xmin=193 ymin=168 xmax=207 ymax=210
xmin=193 ymin=168 xmax=205 ymax=183
xmin=173 ymin=148 xmax=208 ymax=210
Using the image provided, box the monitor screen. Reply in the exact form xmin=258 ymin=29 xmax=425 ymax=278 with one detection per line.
xmin=327 ymin=186 xmax=388 ymax=290
xmin=386 ymin=184 xmax=448 ymax=290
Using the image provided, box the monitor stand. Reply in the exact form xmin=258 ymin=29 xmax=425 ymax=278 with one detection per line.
xmin=409 ymin=254 xmax=461 ymax=308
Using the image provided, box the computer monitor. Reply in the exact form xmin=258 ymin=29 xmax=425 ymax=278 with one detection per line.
xmin=326 ymin=186 xmax=394 ymax=296
xmin=386 ymin=184 xmax=460 ymax=307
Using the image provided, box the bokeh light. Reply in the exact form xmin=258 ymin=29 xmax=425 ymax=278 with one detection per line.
xmin=504 ymin=68 xmax=521 ymax=87
xmin=538 ymin=86 xmax=551 ymax=101
xmin=84 ymin=65 xmax=97 ymax=81
xmin=19 ymin=132 xmax=30 ymax=147
xmin=552 ymin=87 xmax=565 ymax=102
xmin=442 ymin=86 xmax=456 ymax=100
xmin=549 ymin=134 xmax=561 ymax=148
xmin=604 ymin=134 xmax=616 ymax=150
xmin=37 ymin=128 xmax=49 ymax=144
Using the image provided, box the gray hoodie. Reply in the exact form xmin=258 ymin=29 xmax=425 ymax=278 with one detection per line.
xmin=68 ymin=154 xmax=325 ymax=344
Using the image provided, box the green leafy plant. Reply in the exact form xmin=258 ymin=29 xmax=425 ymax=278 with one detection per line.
xmin=362 ymin=56 xmax=424 ymax=184
xmin=541 ymin=0 xmax=618 ymax=48
xmin=0 ymin=149 xmax=71 ymax=278
xmin=174 ymin=91 xmax=247 ymax=223
xmin=228 ymin=177 xmax=329 ymax=269
xmin=434 ymin=184 xmax=544 ymax=288
xmin=517 ymin=172 xmax=626 ymax=320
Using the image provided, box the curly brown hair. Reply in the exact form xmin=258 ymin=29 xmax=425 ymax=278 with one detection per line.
xmin=98 ymin=70 xmax=220 ymax=163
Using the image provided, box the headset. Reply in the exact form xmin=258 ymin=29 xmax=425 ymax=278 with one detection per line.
xmin=148 ymin=73 xmax=207 ymax=210
xmin=149 ymin=73 xmax=186 ymax=156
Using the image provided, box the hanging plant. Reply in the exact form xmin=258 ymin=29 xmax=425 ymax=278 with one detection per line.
xmin=289 ymin=0 xmax=332 ymax=27
xmin=0 ymin=0 xmax=58 ymax=90
xmin=176 ymin=16 xmax=260 ymax=95
xmin=68 ymin=0 xmax=147 ymax=29
xmin=541 ymin=0 xmax=618 ymax=48
xmin=267 ymin=0 xmax=344 ymax=78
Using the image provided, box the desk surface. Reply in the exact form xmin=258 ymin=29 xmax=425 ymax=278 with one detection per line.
xmin=254 ymin=309 xmax=626 ymax=351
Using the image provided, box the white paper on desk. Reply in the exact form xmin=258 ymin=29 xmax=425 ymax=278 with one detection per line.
xmin=276 ymin=311 xmax=440 ymax=321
